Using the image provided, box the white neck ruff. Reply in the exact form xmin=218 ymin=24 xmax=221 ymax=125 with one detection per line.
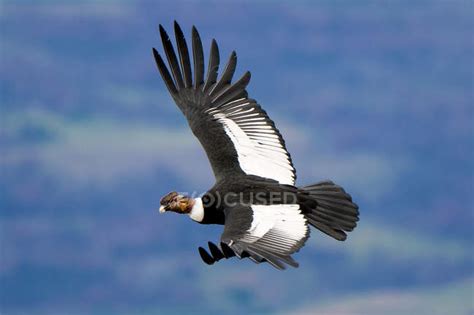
xmin=189 ymin=198 xmax=204 ymax=222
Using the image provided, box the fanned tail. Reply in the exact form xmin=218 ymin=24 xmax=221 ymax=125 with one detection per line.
xmin=301 ymin=180 xmax=359 ymax=241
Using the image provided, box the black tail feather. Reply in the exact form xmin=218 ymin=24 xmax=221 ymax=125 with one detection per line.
xmin=301 ymin=180 xmax=359 ymax=241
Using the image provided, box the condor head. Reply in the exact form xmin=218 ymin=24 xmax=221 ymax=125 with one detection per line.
xmin=159 ymin=191 xmax=195 ymax=214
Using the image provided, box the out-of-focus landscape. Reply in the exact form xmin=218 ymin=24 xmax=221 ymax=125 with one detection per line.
xmin=1 ymin=1 xmax=473 ymax=314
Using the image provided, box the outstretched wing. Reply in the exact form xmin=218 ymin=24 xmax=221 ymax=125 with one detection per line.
xmin=153 ymin=22 xmax=296 ymax=185
xmin=218 ymin=203 xmax=310 ymax=270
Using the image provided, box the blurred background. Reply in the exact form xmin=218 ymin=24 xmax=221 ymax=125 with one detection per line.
xmin=1 ymin=1 xmax=473 ymax=314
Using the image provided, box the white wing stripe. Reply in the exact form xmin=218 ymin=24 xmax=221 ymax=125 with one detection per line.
xmin=248 ymin=133 xmax=280 ymax=139
xmin=205 ymin=98 xmax=248 ymax=113
xmin=211 ymin=102 xmax=295 ymax=185
xmin=253 ymin=145 xmax=286 ymax=153
xmin=233 ymin=117 xmax=265 ymax=122
xmin=227 ymin=107 xmax=255 ymax=116
xmin=244 ymin=127 xmax=275 ymax=130
xmin=231 ymin=113 xmax=261 ymax=119
xmin=249 ymin=147 xmax=286 ymax=159
xmin=238 ymin=123 xmax=273 ymax=128
xmin=250 ymin=135 xmax=282 ymax=142
xmin=253 ymin=142 xmax=284 ymax=150
xmin=244 ymin=205 xmax=308 ymax=253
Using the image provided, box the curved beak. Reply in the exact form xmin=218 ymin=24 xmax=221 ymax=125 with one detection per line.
xmin=159 ymin=205 xmax=167 ymax=213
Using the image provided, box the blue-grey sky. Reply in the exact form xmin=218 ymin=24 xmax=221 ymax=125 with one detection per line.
xmin=1 ymin=1 xmax=473 ymax=314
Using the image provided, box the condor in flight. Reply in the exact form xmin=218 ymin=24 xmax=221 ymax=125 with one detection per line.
xmin=153 ymin=22 xmax=359 ymax=270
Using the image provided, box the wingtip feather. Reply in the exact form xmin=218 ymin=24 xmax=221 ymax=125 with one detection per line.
xmin=203 ymin=39 xmax=220 ymax=92
xmin=158 ymin=24 xmax=166 ymax=36
xmin=173 ymin=21 xmax=192 ymax=88
xmin=152 ymin=47 xmax=178 ymax=96
xmin=192 ymin=25 xmax=205 ymax=89
xmin=198 ymin=247 xmax=215 ymax=265
xmin=208 ymin=241 xmax=225 ymax=261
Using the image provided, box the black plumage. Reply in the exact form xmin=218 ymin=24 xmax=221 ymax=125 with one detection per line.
xmin=153 ymin=22 xmax=360 ymax=270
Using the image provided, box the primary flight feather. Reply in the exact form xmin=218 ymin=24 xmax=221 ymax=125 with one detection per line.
xmin=153 ymin=22 xmax=359 ymax=270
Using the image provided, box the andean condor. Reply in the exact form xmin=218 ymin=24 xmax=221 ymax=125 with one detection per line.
xmin=153 ymin=22 xmax=359 ymax=270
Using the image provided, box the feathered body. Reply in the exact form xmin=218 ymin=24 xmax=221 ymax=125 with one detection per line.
xmin=154 ymin=22 xmax=359 ymax=270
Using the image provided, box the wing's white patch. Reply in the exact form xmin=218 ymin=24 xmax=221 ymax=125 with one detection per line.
xmin=189 ymin=197 xmax=204 ymax=222
xmin=210 ymin=102 xmax=295 ymax=185
xmin=243 ymin=204 xmax=308 ymax=253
